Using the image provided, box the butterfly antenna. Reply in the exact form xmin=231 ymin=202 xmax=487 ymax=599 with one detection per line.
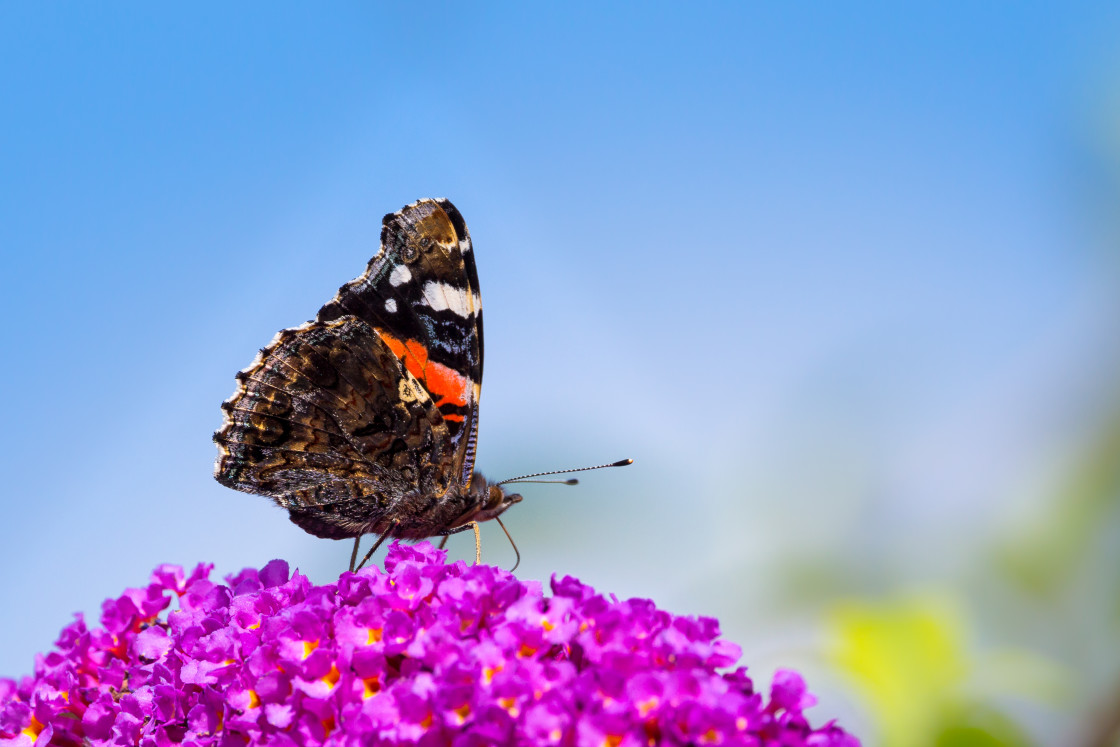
xmin=509 ymin=478 xmax=579 ymax=485
xmin=497 ymin=458 xmax=633 ymax=486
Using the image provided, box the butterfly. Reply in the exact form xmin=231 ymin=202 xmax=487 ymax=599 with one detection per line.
xmin=212 ymin=198 xmax=520 ymax=569
xmin=214 ymin=198 xmax=630 ymax=571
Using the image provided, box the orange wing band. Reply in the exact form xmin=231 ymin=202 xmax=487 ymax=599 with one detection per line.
xmin=376 ymin=329 xmax=471 ymax=412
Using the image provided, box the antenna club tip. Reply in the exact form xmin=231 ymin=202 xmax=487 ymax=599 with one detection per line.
xmin=565 ymin=479 xmax=579 ymax=485
xmin=614 ymin=458 xmax=634 ymax=467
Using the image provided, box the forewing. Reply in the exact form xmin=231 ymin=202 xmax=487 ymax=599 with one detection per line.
xmin=213 ymin=317 xmax=455 ymax=538
xmin=316 ymin=198 xmax=483 ymax=485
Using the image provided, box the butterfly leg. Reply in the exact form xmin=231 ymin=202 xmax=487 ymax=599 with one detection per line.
xmin=496 ymin=517 xmax=521 ymax=573
xmin=436 ymin=521 xmax=483 ymax=564
xmin=354 ymin=521 xmax=400 ymax=572
xmin=440 ymin=520 xmax=519 ymax=572
xmin=348 ymin=537 xmax=361 ymax=573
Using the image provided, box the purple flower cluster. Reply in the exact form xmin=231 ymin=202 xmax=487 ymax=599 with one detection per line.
xmin=1 ymin=542 xmax=857 ymax=747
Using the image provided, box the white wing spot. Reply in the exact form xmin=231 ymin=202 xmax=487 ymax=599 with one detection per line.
xmin=398 ymin=378 xmax=419 ymax=403
xmin=384 ymin=298 xmax=397 ymax=313
xmin=422 ymin=281 xmax=473 ymax=318
xmin=389 ymin=265 xmax=412 ymax=287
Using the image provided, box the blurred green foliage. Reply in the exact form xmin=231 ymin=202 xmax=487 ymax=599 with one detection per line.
xmin=821 ymin=85 xmax=1120 ymax=747
xmin=998 ymin=393 xmax=1120 ymax=597
xmin=829 ymin=598 xmax=1036 ymax=747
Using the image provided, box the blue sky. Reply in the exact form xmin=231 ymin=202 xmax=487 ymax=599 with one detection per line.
xmin=3 ymin=3 xmax=1120 ymax=736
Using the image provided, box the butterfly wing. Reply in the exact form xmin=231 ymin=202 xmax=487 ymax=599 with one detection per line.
xmin=316 ymin=198 xmax=484 ymax=487
xmin=213 ymin=317 xmax=455 ymax=538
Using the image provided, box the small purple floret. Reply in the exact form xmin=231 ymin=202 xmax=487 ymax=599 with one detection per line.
xmin=0 ymin=543 xmax=858 ymax=746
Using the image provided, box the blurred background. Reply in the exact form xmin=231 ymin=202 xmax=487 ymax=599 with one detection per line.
xmin=3 ymin=3 xmax=1120 ymax=744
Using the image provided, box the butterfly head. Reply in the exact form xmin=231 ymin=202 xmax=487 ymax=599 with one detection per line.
xmin=466 ymin=472 xmax=523 ymax=523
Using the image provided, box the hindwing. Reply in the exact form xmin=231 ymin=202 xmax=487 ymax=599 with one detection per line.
xmin=213 ymin=317 xmax=456 ymax=538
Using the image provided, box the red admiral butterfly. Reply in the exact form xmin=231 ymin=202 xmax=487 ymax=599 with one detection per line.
xmin=214 ymin=198 xmax=628 ymax=571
